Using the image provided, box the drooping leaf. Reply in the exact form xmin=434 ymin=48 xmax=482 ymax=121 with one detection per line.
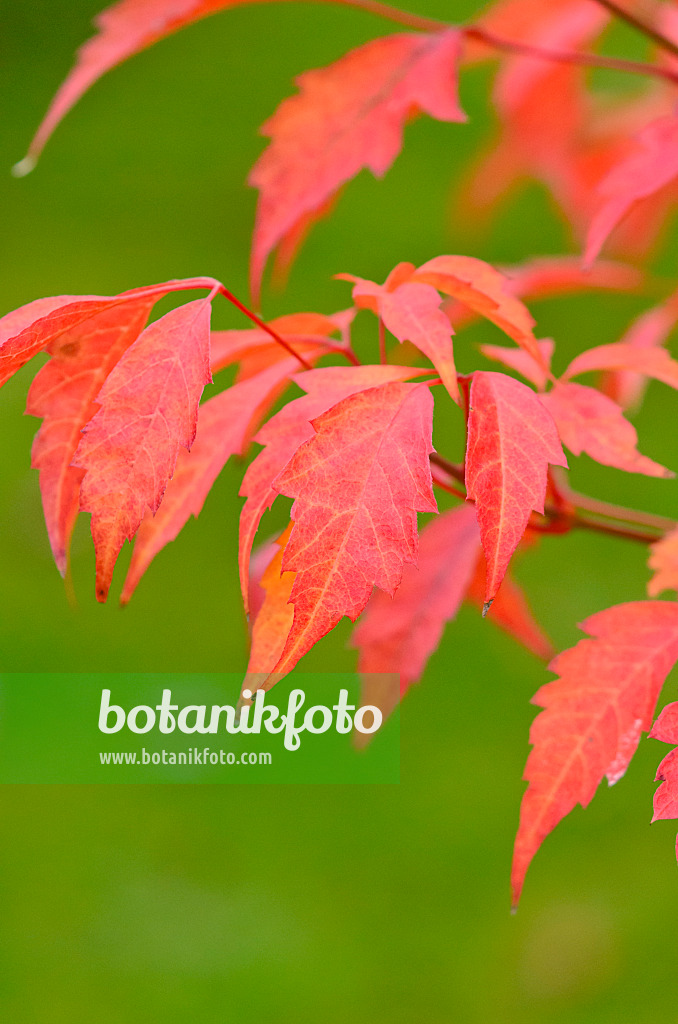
xmin=540 ymin=381 xmax=673 ymax=478
xmin=584 ymin=114 xmax=678 ymax=266
xmin=480 ymin=339 xmax=554 ymax=390
xmin=353 ymin=502 xmax=480 ymax=694
xmin=342 ymin=268 xmax=459 ymax=402
xmin=74 ymin=298 xmax=212 ymax=601
xmin=120 ymin=358 xmax=298 ymax=603
xmin=25 ymin=295 xmax=156 ymax=574
xmin=249 ymin=30 xmax=466 ymax=296
xmin=513 ymin=601 xmax=678 ymax=906
xmin=411 ymin=255 xmax=541 ymax=362
xmin=648 ymin=527 xmax=678 ymax=598
xmin=267 ymin=381 xmax=437 ymax=681
xmin=238 ymin=364 xmax=424 ymax=610
xmin=465 ymin=371 xmax=567 ymax=608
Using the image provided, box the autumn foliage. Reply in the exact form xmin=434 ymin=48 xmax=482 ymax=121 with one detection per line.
xmin=10 ymin=0 xmax=678 ymax=905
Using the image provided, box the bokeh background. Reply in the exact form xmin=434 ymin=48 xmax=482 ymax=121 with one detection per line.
xmin=1 ymin=0 xmax=678 ymax=1019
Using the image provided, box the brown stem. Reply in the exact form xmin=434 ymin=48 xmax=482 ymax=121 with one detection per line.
xmin=549 ymin=467 xmax=676 ymax=534
xmin=430 ymin=452 xmax=466 ymax=485
xmin=465 ymin=25 xmax=678 ymax=86
xmin=431 ymin=466 xmax=466 ymax=500
xmin=592 ymin=0 xmax=678 ymax=61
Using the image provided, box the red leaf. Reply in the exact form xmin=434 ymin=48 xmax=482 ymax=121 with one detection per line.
xmin=465 ymin=371 xmax=566 ymax=608
xmin=540 ymin=381 xmax=673 ymax=478
xmin=269 ymin=381 xmax=437 ymax=679
xmin=353 ymin=503 xmax=480 ymax=694
xmin=25 ymin=295 xmax=156 ymax=574
xmin=650 ymin=703 xmax=678 ymax=844
xmin=238 ymin=364 xmax=423 ymax=611
xmin=480 ymin=339 xmax=554 ymax=390
xmin=411 ymin=255 xmax=541 ymax=362
xmin=465 ymin=553 xmax=554 ymax=661
xmin=20 ymin=0 xmax=257 ymax=168
xmin=648 ymin=527 xmax=678 ymax=598
xmin=513 ymin=601 xmax=678 ymax=906
xmin=563 ymin=340 xmax=678 ymax=389
xmin=74 ymin=298 xmax=212 ymax=601
xmin=584 ymin=115 xmax=678 ymax=266
xmin=0 ymin=278 xmax=211 ymax=388
xmin=249 ymin=30 xmax=466 ymax=297
xmin=343 ymin=269 xmax=459 ymax=402
xmin=120 ymin=358 xmax=297 ymax=603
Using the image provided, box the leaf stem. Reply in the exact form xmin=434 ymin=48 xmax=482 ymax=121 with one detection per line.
xmin=378 ymin=318 xmax=387 ymax=364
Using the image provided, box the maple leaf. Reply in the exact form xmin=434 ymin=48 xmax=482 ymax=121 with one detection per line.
xmin=342 ymin=267 xmax=459 ymax=402
xmin=74 ymin=298 xmax=212 ymax=601
xmin=25 ymin=295 xmax=156 ymax=574
xmin=649 ymin=701 xmax=678 ymax=856
xmin=0 ymin=279 xmax=211 ymax=389
xmin=352 ymin=503 xmax=480 ymax=694
xmin=540 ymin=381 xmax=673 ymax=478
xmin=267 ymin=381 xmax=437 ymax=680
xmin=513 ymin=601 xmax=678 ymax=907
xmin=238 ymin=364 xmax=425 ymax=612
xmin=648 ymin=527 xmax=678 ymax=598
xmin=411 ymin=255 xmax=541 ymax=363
xmin=465 ymin=371 xmax=567 ymax=609
xmin=584 ymin=114 xmax=678 ymax=266
xmin=249 ymin=30 xmax=466 ymax=297
xmin=120 ymin=358 xmax=300 ymax=603
xmin=480 ymin=339 xmax=554 ymax=391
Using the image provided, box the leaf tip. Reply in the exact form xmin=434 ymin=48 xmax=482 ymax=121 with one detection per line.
xmin=11 ymin=155 xmax=36 ymax=179
xmin=482 ymin=599 xmax=493 ymax=618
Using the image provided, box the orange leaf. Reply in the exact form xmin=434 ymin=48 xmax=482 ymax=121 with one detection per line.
xmin=412 ymin=255 xmax=541 ymax=362
xmin=353 ymin=503 xmax=480 ymax=694
xmin=120 ymin=359 xmax=298 ymax=603
xmin=540 ymin=381 xmax=673 ymax=478
xmin=238 ymin=364 xmax=424 ymax=612
xmin=269 ymin=381 xmax=437 ymax=680
xmin=465 ymin=371 xmax=567 ymax=608
xmin=25 ymin=296 xmax=155 ymax=574
xmin=74 ymin=298 xmax=212 ymax=601
xmin=249 ymin=30 xmax=466 ymax=297
xmin=513 ymin=601 xmax=678 ymax=906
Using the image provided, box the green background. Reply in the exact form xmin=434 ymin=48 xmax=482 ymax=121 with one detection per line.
xmin=1 ymin=1 xmax=678 ymax=1019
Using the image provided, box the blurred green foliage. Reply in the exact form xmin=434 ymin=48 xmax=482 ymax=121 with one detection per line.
xmin=1 ymin=1 xmax=678 ymax=1019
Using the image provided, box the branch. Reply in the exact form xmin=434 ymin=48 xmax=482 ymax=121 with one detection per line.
xmin=592 ymin=0 xmax=678 ymax=61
